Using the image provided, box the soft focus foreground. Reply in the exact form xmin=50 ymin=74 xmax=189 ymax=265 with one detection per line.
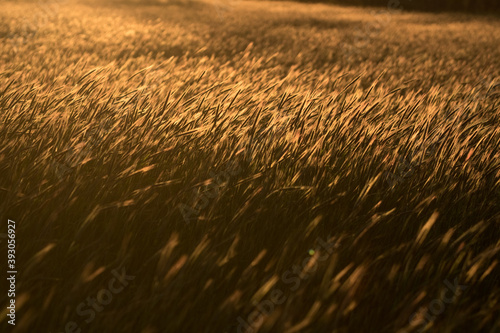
xmin=0 ymin=1 xmax=499 ymax=332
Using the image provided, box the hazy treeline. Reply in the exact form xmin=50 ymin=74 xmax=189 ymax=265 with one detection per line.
xmin=325 ymin=0 xmax=500 ymax=12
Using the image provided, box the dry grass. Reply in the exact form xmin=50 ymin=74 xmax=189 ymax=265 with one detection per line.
xmin=0 ymin=0 xmax=499 ymax=332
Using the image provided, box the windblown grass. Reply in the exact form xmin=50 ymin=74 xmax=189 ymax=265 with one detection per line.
xmin=0 ymin=1 xmax=499 ymax=332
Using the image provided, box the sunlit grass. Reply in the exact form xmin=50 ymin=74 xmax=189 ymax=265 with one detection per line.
xmin=0 ymin=1 xmax=499 ymax=332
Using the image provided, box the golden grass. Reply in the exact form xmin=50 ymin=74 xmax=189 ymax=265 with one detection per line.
xmin=0 ymin=0 xmax=499 ymax=332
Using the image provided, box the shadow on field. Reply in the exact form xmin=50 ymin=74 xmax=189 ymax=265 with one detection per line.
xmin=97 ymin=0 xmax=216 ymax=8
xmin=271 ymin=17 xmax=360 ymax=30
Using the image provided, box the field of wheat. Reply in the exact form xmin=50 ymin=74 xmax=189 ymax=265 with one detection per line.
xmin=0 ymin=0 xmax=499 ymax=332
